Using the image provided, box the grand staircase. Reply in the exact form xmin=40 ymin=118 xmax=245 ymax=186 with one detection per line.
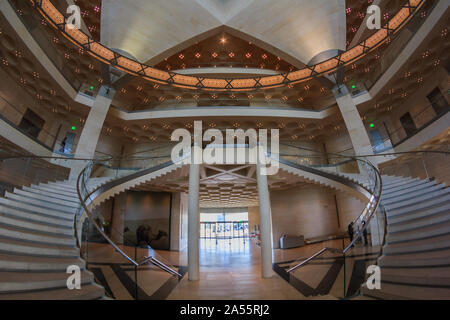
xmin=0 ymin=178 xmax=110 ymax=299
xmin=1 ymin=160 xmax=449 ymax=300
xmin=361 ymin=175 xmax=450 ymax=299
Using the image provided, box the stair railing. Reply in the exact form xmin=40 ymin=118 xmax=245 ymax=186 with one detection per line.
xmin=76 ymin=156 xmax=183 ymax=279
xmin=282 ymin=148 xmax=450 ymax=298
xmin=284 ymin=155 xmax=382 ymax=272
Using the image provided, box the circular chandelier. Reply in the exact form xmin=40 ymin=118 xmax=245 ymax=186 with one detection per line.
xmin=31 ymin=0 xmax=425 ymax=91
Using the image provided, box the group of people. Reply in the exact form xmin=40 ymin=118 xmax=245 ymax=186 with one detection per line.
xmin=347 ymin=220 xmax=369 ymax=246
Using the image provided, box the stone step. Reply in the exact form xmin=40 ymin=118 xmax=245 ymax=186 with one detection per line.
xmin=380 ymin=267 xmax=450 ymax=287
xmin=29 ymin=185 xmax=78 ymax=199
xmin=386 ymin=220 xmax=450 ymax=244
xmin=0 ymin=253 xmax=85 ymax=272
xmin=22 ymin=186 xmax=80 ymax=203
xmin=13 ymin=188 xmax=80 ymax=208
xmin=381 ymin=178 xmax=408 ymax=185
xmin=382 ymin=177 xmax=413 ymax=185
xmin=381 ymin=175 xmax=408 ymax=181
xmin=361 ymin=282 xmax=450 ymax=300
xmin=0 ymin=224 xmax=75 ymax=246
xmin=383 ymin=233 xmax=450 ymax=255
xmin=379 ymin=248 xmax=450 ymax=268
xmin=0 ymin=204 xmax=73 ymax=229
xmin=388 ymin=203 xmax=450 ymax=225
xmin=5 ymin=192 xmax=77 ymax=215
xmin=388 ymin=210 xmax=450 ymax=234
xmin=0 ymin=271 xmax=93 ymax=293
xmin=386 ymin=193 xmax=450 ymax=218
xmin=382 ymin=183 xmax=443 ymax=205
xmin=0 ymin=283 xmax=104 ymax=300
xmin=383 ymin=179 xmax=430 ymax=194
xmin=382 ymin=178 xmax=420 ymax=189
xmin=382 ymin=180 xmax=437 ymax=201
xmin=0 ymin=239 xmax=78 ymax=258
xmin=45 ymin=182 xmax=78 ymax=192
xmin=384 ymin=188 xmax=450 ymax=212
xmin=0 ymin=198 xmax=73 ymax=222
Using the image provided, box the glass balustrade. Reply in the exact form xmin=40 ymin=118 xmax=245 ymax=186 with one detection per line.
xmin=0 ymin=142 xmax=447 ymax=299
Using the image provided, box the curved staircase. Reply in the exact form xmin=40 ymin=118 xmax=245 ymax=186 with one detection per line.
xmin=361 ymin=175 xmax=450 ymax=300
xmin=0 ymin=156 xmax=378 ymax=300
xmin=0 ymin=178 xmax=110 ymax=299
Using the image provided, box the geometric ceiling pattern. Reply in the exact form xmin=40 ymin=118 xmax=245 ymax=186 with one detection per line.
xmin=132 ymin=163 xmax=336 ymax=208
xmin=29 ymin=0 xmax=428 ymax=93
xmin=0 ymin=0 xmax=447 ymax=149
xmin=74 ymin=0 xmax=390 ymax=53
xmin=0 ymin=11 xmax=91 ymax=125
xmin=101 ymin=0 xmax=346 ymax=64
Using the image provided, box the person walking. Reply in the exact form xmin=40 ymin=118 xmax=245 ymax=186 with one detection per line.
xmin=362 ymin=220 xmax=369 ymax=246
xmin=348 ymin=222 xmax=354 ymax=245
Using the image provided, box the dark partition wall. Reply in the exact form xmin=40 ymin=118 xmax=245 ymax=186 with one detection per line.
xmin=123 ymin=191 xmax=172 ymax=250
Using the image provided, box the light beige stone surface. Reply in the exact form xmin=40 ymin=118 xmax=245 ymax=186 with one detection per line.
xmin=101 ymin=0 xmax=345 ymax=64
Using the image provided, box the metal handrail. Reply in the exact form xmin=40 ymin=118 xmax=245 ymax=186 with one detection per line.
xmin=76 ymin=157 xmax=183 ymax=277
xmin=286 ymin=247 xmax=344 ymax=273
xmin=74 ymin=147 xmax=446 ymax=278
xmin=286 ymin=156 xmax=383 ymax=273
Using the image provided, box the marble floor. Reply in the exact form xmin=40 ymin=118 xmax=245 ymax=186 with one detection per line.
xmin=167 ymin=238 xmax=306 ymax=300
xmin=84 ymin=238 xmax=380 ymax=300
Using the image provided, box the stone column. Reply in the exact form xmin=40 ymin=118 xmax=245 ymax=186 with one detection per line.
xmin=69 ymin=86 xmax=114 ymax=180
xmin=110 ymin=192 xmax=127 ymax=245
xmin=256 ymin=163 xmax=274 ymax=278
xmin=187 ymin=155 xmax=201 ymax=281
xmin=333 ymin=85 xmax=374 ymax=157
xmin=333 ymin=85 xmax=377 ymax=184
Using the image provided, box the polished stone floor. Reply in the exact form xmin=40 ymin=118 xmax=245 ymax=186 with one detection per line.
xmin=84 ymin=238 xmax=380 ymax=300
xmin=167 ymin=238 xmax=306 ymax=300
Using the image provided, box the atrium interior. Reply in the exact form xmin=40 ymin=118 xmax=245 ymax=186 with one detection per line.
xmin=0 ymin=0 xmax=449 ymax=301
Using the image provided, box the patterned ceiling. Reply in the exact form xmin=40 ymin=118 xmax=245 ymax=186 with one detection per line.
xmin=131 ymin=163 xmax=345 ymax=208
xmin=0 ymin=0 xmax=447 ymax=148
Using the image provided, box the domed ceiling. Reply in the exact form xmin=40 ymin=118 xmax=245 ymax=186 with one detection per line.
xmin=100 ymin=0 xmax=346 ymax=65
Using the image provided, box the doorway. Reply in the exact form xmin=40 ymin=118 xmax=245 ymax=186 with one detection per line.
xmin=427 ymin=87 xmax=449 ymax=116
xmin=199 ymin=211 xmax=251 ymax=265
xmin=399 ymin=112 xmax=417 ymax=137
xmin=369 ymin=129 xmax=384 ymax=153
xmin=200 ymin=211 xmax=249 ymax=241
xmin=18 ymin=108 xmax=45 ymax=139
xmin=60 ymin=131 xmax=76 ymax=154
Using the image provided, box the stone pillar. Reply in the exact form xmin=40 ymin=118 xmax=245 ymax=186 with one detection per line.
xmin=333 ymin=85 xmax=377 ymax=184
xmin=110 ymin=192 xmax=127 ymax=245
xmin=256 ymin=163 xmax=274 ymax=278
xmin=333 ymin=85 xmax=374 ymax=157
xmin=69 ymin=86 xmax=114 ymax=180
xmin=187 ymin=161 xmax=200 ymax=281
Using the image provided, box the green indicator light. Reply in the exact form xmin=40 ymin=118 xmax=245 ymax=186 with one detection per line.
xmin=370 ymin=123 xmax=375 ymax=128
xmin=71 ymin=126 xmax=76 ymax=131
xmin=89 ymin=86 xmax=94 ymax=90
xmin=351 ymin=85 xmax=356 ymax=89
